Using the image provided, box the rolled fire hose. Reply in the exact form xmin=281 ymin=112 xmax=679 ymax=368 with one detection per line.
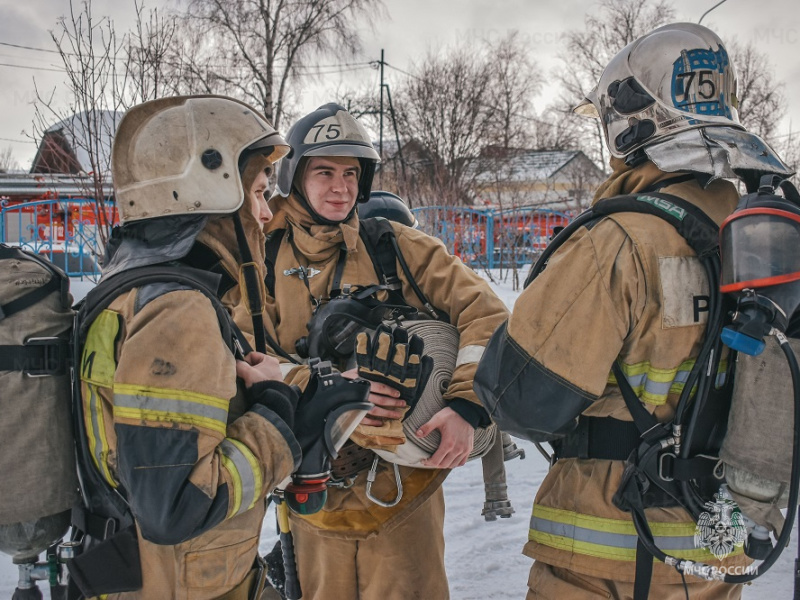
xmin=373 ymin=320 xmax=497 ymax=467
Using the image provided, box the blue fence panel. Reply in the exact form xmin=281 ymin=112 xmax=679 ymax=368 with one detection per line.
xmin=0 ymin=199 xmax=109 ymax=280
xmin=412 ymin=205 xmax=573 ymax=269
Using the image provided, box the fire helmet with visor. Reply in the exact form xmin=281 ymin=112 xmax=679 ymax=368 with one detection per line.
xmin=573 ymin=23 xmax=792 ymax=183
xmin=574 ymin=23 xmax=741 ymax=158
xmin=112 ymin=95 xmax=289 ymax=223
xmin=275 ymin=103 xmax=380 ymax=213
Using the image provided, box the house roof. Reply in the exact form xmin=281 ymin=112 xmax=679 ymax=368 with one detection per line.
xmin=473 ymin=149 xmax=601 ymax=183
xmin=32 ymin=110 xmax=123 ymax=175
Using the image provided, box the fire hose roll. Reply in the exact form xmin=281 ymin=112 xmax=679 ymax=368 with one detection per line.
xmin=373 ymin=320 xmax=497 ymax=468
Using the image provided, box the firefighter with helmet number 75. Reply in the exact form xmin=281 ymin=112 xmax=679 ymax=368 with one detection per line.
xmin=475 ymin=23 xmax=794 ymax=600
xmin=259 ymin=103 xmax=509 ymax=599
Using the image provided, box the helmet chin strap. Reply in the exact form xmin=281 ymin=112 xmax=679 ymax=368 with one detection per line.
xmin=232 ymin=210 xmax=268 ymax=353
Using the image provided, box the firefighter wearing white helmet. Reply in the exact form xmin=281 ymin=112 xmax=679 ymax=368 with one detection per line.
xmin=475 ymin=23 xmax=793 ymax=599
xmin=70 ymin=95 xmax=306 ymax=599
xmin=263 ymin=103 xmax=508 ymax=599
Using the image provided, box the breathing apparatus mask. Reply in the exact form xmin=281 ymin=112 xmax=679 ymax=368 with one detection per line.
xmin=720 ymin=175 xmax=800 ymax=355
xmin=294 ymin=285 xmax=416 ymax=366
xmin=282 ymin=359 xmax=372 ymax=515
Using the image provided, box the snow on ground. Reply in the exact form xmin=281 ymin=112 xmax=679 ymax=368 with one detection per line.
xmin=1 ymin=270 xmax=795 ymax=598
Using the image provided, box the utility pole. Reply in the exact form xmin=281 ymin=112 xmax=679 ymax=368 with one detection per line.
xmin=379 ymin=49 xmax=384 ymax=188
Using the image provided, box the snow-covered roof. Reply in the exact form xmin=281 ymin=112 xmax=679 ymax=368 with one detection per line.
xmin=33 ymin=110 xmax=123 ymax=175
xmin=473 ymin=149 xmax=598 ymax=184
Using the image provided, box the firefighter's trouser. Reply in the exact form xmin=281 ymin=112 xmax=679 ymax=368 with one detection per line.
xmin=526 ymin=561 xmax=743 ymax=600
xmin=292 ymin=485 xmax=449 ymax=600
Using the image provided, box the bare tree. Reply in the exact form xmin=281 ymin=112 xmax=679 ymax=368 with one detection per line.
xmin=730 ymin=39 xmax=786 ymax=142
xmin=30 ymin=0 xmax=127 ymax=249
xmin=124 ymin=1 xmax=181 ymax=104
xmin=391 ymin=32 xmax=543 ymax=206
xmin=173 ymin=0 xmax=384 ymax=130
xmin=557 ymin=0 xmax=675 ymax=167
xmin=0 ymin=147 xmax=20 ymax=173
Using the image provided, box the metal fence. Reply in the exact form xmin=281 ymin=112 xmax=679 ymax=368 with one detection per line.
xmin=412 ymin=206 xmax=574 ymax=269
xmin=0 ymin=198 xmax=115 ymax=279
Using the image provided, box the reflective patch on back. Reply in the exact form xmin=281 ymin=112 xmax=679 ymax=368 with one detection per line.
xmin=82 ymin=309 xmax=121 ymax=385
xmin=659 ymin=256 xmax=710 ymax=328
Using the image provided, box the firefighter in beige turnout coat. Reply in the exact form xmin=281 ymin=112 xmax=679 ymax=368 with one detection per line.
xmin=475 ymin=24 xmax=794 ymax=599
xmin=264 ymin=103 xmax=508 ymax=599
xmin=74 ymin=96 xmax=303 ymax=600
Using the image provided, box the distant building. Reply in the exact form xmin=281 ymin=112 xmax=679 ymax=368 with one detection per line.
xmin=30 ymin=110 xmax=122 ymax=175
xmin=376 ymin=139 xmax=604 ymax=210
xmin=471 ymin=147 xmax=604 ymax=211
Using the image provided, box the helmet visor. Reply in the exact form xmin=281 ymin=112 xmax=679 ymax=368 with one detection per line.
xmin=721 ymin=209 xmax=800 ymax=292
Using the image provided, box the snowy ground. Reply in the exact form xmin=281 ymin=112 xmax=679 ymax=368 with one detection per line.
xmin=1 ymin=270 xmax=796 ymax=598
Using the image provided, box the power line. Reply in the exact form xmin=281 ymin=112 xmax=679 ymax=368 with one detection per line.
xmin=0 ymin=41 xmax=60 ymax=54
xmin=0 ymin=137 xmax=36 ymax=144
xmin=0 ymin=62 xmax=63 ymax=73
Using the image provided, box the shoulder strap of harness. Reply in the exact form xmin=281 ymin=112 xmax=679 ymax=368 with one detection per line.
xmin=359 ymin=217 xmax=446 ymax=321
xmin=525 ymin=192 xmax=719 ymax=288
xmin=264 ymin=228 xmax=285 ymax=298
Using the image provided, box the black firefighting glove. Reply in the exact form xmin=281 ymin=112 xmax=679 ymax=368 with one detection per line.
xmin=355 ymin=324 xmax=434 ymax=408
xmin=247 ymin=380 xmax=300 ymax=430
xmin=351 ymin=325 xmax=434 ymax=451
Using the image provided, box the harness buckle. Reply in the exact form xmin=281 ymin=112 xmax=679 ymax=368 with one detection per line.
xmin=658 ymin=451 xmax=676 ymax=482
xmin=24 ymin=337 xmax=67 ymax=377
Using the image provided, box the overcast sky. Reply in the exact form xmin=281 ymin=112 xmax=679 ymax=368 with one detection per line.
xmin=1 ymin=0 xmax=798 ymax=169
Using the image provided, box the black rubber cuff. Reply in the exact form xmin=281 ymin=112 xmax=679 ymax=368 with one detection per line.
xmin=448 ymin=397 xmax=490 ymax=429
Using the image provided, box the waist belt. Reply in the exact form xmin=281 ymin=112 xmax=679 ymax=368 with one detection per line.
xmin=552 ymin=416 xmax=641 ymax=461
xmin=331 ymin=441 xmax=375 ymax=480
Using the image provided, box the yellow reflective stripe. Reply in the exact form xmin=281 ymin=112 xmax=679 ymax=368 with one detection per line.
xmin=608 ymin=359 xmax=728 ymax=406
xmin=530 ymin=504 xmax=744 ymax=562
xmin=529 ymin=530 xmax=726 ymax=562
xmin=219 ymin=453 xmax=242 ymax=517
xmin=220 ymin=439 xmax=262 ymax=516
xmin=84 ymin=382 xmax=117 ymax=488
xmin=81 ymin=310 xmax=120 ymax=386
xmin=112 ymin=384 xmax=229 ymax=435
xmin=533 ymin=504 xmax=695 ymax=536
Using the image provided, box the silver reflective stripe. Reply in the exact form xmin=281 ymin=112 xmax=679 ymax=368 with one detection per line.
xmin=456 ymin=345 xmax=485 ymax=367
xmin=88 ymin=385 xmax=105 ymax=474
xmin=220 ymin=440 xmax=257 ymax=515
xmin=115 ymin=393 xmax=227 ymax=423
xmin=623 ymin=368 xmax=727 ymax=397
xmin=530 ymin=516 xmax=697 ymax=552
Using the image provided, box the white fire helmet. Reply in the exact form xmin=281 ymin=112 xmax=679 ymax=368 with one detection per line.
xmin=574 ymin=23 xmax=741 ymax=159
xmin=112 ymin=95 xmax=289 ymax=223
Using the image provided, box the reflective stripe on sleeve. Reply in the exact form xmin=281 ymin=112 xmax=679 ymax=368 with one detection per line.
xmin=85 ymin=382 xmax=117 ymax=488
xmin=456 ymin=345 xmax=485 ymax=367
xmin=529 ymin=504 xmax=743 ymax=562
xmin=113 ymin=383 xmax=229 ymax=435
xmin=219 ymin=439 xmax=262 ymax=516
xmin=609 ymin=359 xmax=728 ymax=406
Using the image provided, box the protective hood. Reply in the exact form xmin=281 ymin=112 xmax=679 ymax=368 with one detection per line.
xmin=642 ymin=127 xmax=794 ymax=183
xmin=102 ymin=215 xmax=208 ymax=277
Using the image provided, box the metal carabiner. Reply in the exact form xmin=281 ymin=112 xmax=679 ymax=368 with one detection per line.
xmin=365 ymin=456 xmax=403 ymax=508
